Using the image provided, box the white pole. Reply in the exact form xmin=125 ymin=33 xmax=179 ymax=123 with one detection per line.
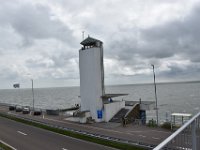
xmin=31 ymin=79 xmax=35 ymax=112
xmin=152 ymin=64 xmax=158 ymax=126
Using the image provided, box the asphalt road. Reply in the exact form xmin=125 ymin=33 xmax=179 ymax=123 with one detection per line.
xmin=0 ymin=105 xmax=171 ymax=148
xmin=0 ymin=116 xmax=116 ymax=150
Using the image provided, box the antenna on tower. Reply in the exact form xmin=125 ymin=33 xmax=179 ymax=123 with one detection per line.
xmin=82 ymin=31 xmax=85 ymax=40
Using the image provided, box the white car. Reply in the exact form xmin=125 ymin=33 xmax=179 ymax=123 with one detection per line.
xmin=22 ymin=106 xmax=30 ymax=114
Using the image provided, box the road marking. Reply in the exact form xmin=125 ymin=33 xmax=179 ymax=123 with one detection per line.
xmin=6 ymin=111 xmax=167 ymax=144
xmin=152 ymin=137 xmax=160 ymax=140
xmin=6 ymin=111 xmax=168 ymax=140
xmin=0 ymin=139 xmax=17 ymax=150
xmin=62 ymin=148 xmax=68 ymax=150
xmin=139 ymin=135 xmax=146 ymax=138
xmin=17 ymin=131 xmax=27 ymax=136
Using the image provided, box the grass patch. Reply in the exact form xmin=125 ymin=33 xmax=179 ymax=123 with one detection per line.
xmin=0 ymin=142 xmax=12 ymax=150
xmin=0 ymin=113 xmax=145 ymax=150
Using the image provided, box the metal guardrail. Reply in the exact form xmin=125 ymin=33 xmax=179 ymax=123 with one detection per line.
xmin=153 ymin=111 xmax=200 ymax=150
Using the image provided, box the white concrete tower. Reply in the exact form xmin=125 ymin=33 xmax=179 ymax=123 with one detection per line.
xmin=79 ymin=36 xmax=105 ymax=122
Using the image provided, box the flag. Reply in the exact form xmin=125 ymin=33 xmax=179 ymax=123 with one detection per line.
xmin=13 ymin=83 xmax=20 ymax=88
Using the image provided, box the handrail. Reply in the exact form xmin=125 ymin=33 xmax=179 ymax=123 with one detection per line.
xmin=124 ymin=103 xmax=139 ymax=117
xmin=153 ymin=111 xmax=200 ymax=150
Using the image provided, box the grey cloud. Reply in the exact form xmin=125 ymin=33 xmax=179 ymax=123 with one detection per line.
xmin=25 ymin=58 xmax=55 ymax=68
xmin=0 ymin=67 xmax=19 ymax=80
xmin=96 ymin=5 xmax=200 ymax=85
xmin=159 ymin=63 xmax=200 ymax=81
xmin=51 ymin=53 xmax=77 ymax=67
xmin=25 ymin=52 xmax=77 ymax=69
xmin=142 ymin=5 xmax=200 ymax=62
xmin=0 ymin=1 xmax=76 ymax=47
xmin=1 ymin=0 xmax=200 ymax=88
xmin=105 ymin=4 xmax=200 ymax=78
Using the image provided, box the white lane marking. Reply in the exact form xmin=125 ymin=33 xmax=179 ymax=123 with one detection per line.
xmin=17 ymin=131 xmax=27 ymax=136
xmin=6 ymin=112 xmax=168 ymax=139
xmin=7 ymin=111 xmax=167 ymax=143
xmin=152 ymin=137 xmax=160 ymax=140
xmin=138 ymin=135 xmax=146 ymax=138
xmin=62 ymin=148 xmax=68 ymax=150
xmin=0 ymin=139 xmax=17 ymax=150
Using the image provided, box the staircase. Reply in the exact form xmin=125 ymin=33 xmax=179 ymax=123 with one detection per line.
xmin=109 ymin=108 xmax=129 ymax=123
xmin=110 ymin=103 xmax=140 ymax=124
xmin=125 ymin=103 xmax=140 ymax=123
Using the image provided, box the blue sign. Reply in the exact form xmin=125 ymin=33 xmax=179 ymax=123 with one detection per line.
xmin=97 ymin=110 xmax=103 ymax=119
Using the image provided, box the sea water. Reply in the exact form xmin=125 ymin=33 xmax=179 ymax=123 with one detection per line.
xmin=0 ymin=82 xmax=199 ymax=123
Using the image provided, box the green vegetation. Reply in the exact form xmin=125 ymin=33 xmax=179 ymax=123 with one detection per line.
xmin=0 ymin=113 xmax=145 ymax=150
xmin=160 ymin=122 xmax=171 ymax=130
xmin=0 ymin=142 xmax=12 ymax=150
xmin=147 ymin=119 xmax=157 ymax=127
xmin=160 ymin=121 xmax=182 ymax=131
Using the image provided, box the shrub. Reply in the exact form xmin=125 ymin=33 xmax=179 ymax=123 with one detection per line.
xmin=147 ymin=119 xmax=157 ymax=127
xmin=160 ymin=122 xmax=171 ymax=130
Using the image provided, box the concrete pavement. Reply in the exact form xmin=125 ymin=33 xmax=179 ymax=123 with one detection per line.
xmin=0 ymin=116 xmax=117 ymax=150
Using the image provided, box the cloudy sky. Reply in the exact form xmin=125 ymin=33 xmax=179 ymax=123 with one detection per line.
xmin=0 ymin=0 xmax=200 ymax=89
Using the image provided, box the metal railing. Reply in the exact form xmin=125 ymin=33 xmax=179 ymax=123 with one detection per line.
xmin=124 ymin=103 xmax=140 ymax=123
xmin=154 ymin=111 xmax=200 ymax=150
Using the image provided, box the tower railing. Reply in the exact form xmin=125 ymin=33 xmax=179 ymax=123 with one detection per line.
xmin=153 ymin=111 xmax=200 ymax=150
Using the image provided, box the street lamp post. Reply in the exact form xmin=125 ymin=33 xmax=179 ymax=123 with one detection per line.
xmin=31 ymin=79 xmax=35 ymax=112
xmin=152 ymin=64 xmax=159 ymax=126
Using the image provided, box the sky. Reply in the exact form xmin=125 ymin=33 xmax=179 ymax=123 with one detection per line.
xmin=0 ymin=0 xmax=200 ymax=89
